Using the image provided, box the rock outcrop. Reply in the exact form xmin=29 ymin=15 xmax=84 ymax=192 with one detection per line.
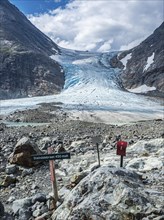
xmin=0 ymin=0 xmax=64 ymax=99
xmin=52 ymin=166 xmax=164 ymax=220
xmin=126 ymin=138 xmax=164 ymax=174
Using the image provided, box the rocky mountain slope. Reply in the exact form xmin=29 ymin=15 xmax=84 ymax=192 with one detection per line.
xmin=114 ymin=22 xmax=164 ymax=95
xmin=0 ymin=0 xmax=64 ymax=99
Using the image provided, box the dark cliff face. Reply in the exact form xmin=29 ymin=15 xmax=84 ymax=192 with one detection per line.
xmin=112 ymin=22 xmax=164 ymax=95
xmin=0 ymin=0 xmax=64 ymax=99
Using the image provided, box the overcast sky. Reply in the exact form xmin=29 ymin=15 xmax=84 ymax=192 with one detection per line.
xmin=11 ymin=0 xmax=164 ymax=52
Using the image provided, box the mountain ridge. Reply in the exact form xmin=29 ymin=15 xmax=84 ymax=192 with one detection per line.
xmin=117 ymin=22 xmax=164 ymax=95
xmin=0 ymin=0 xmax=64 ymax=99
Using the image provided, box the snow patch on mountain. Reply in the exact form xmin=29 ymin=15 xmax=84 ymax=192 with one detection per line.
xmin=128 ymin=84 xmax=156 ymax=93
xmin=144 ymin=52 xmax=155 ymax=71
xmin=120 ymin=53 xmax=132 ymax=69
xmin=52 ymin=47 xmax=58 ymax=53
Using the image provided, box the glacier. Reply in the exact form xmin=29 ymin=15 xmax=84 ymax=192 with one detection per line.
xmin=0 ymin=48 xmax=163 ymax=124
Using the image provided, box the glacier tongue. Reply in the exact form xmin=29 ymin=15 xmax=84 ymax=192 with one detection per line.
xmin=53 ymin=49 xmax=160 ymax=109
xmin=54 ymin=49 xmax=122 ymax=104
xmin=52 ymin=49 xmax=163 ymax=123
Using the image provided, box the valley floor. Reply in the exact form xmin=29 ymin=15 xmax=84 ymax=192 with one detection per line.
xmin=0 ymin=103 xmax=163 ymax=219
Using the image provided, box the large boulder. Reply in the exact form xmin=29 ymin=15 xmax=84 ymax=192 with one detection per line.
xmin=125 ymin=138 xmax=164 ymax=172
xmin=9 ymin=137 xmax=42 ymax=167
xmin=127 ymin=138 xmax=164 ymax=155
xmin=126 ymin=156 xmax=163 ymax=171
xmin=52 ymin=166 xmax=163 ymax=220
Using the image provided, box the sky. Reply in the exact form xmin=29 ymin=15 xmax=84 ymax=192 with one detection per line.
xmin=10 ymin=0 xmax=164 ymax=52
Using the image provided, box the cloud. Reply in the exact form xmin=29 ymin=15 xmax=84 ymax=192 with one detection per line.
xmin=28 ymin=0 xmax=163 ymax=52
xmin=119 ymin=37 xmax=146 ymax=51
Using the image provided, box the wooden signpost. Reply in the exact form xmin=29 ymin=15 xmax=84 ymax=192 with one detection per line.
xmin=32 ymin=148 xmax=71 ymax=209
xmin=92 ymin=136 xmax=102 ymax=167
xmin=48 ymin=147 xmax=58 ymax=209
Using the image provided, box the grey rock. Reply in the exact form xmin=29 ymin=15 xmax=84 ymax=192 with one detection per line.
xmin=31 ymin=201 xmax=40 ymax=212
xmin=1 ymin=174 xmax=17 ymax=187
xmin=31 ymin=189 xmax=37 ymax=194
xmin=33 ymin=209 xmax=41 ymax=218
xmin=40 ymin=204 xmax=49 ymax=215
xmin=32 ymin=193 xmax=47 ymax=204
xmin=0 ymin=214 xmax=14 ymax=220
xmin=22 ymin=168 xmax=34 ymax=177
xmin=68 ymin=140 xmax=87 ymax=154
xmin=7 ymin=196 xmax=16 ymax=203
xmin=6 ymin=164 xmax=17 ymax=174
xmin=31 ymin=183 xmax=39 ymax=190
xmin=12 ymin=197 xmax=32 ymax=215
xmin=40 ymin=137 xmax=52 ymax=150
xmin=18 ymin=209 xmax=32 ymax=220
xmin=52 ymin=166 xmax=163 ymax=220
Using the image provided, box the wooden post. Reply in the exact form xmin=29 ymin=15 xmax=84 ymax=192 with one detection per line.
xmin=48 ymin=147 xmax=58 ymax=209
xmin=96 ymin=143 xmax=101 ymax=167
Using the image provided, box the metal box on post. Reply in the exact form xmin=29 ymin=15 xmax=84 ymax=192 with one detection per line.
xmin=116 ymin=141 xmax=127 ymax=156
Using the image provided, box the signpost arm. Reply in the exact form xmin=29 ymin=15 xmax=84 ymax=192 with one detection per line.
xmin=48 ymin=147 xmax=58 ymax=209
xmin=96 ymin=143 xmax=101 ymax=167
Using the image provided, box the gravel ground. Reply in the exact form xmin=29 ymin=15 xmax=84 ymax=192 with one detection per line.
xmin=0 ymin=103 xmax=163 ymax=217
